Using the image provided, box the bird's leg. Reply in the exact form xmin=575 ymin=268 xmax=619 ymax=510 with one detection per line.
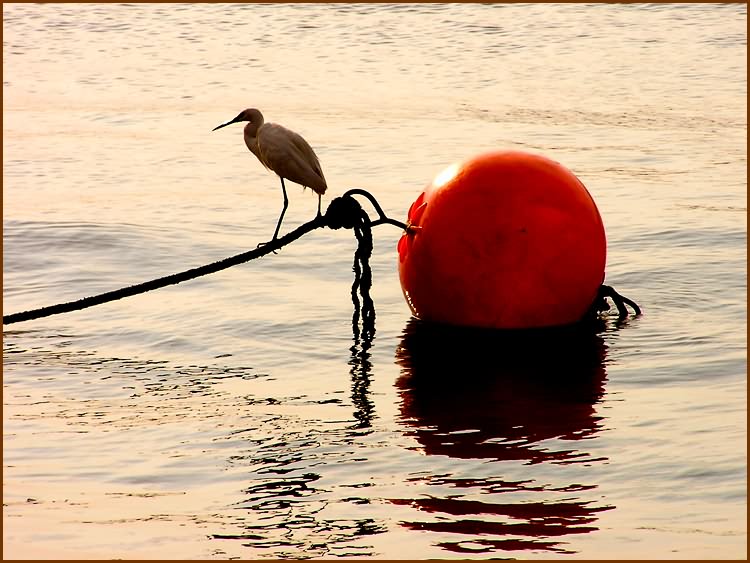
xmin=272 ymin=177 xmax=289 ymax=240
xmin=256 ymin=177 xmax=289 ymax=254
xmin=317 ymin=193 xmax=322 ymax=218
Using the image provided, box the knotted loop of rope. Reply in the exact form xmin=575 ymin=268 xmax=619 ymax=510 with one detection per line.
xmin=324 ymin=193 xmax=378 ymax=340
xmin=323 ymin=194 xmax=367 ymax=230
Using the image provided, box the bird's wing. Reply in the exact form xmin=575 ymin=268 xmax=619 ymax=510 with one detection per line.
xmin=258 ymin=123 xmax=327 ymax=193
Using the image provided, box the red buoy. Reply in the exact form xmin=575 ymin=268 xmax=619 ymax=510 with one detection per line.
xmin=397 ymin=150 xmax=606 ymax=329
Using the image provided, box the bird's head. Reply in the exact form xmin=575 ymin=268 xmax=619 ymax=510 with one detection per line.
xmin=212 ymin=108 xmax=264 ymax=131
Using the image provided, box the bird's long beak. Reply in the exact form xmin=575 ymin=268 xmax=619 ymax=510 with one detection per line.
xmin=212 ymin=112 xmax=244 ymax=131
xmin=212 ymin=119 xmax=236 ymax=132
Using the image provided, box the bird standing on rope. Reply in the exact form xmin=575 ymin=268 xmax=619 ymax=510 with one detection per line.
xmin=213 ymin=108 xmax=327 ymax=242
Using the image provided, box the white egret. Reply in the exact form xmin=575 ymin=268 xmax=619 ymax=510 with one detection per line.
xmin=213 ymin=108 xmax=328 ymax=241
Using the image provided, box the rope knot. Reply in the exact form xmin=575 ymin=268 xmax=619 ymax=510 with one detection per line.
xmin=324 ymin=195 xmax=364 ymax=230
xmin=322 ymin=194 xmax=376 ymax=340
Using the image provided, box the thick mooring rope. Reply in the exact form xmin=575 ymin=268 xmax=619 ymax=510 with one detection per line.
xmin=3 ymin=190 xmax=399 ymax=328
xmin=2 ymin=189 xmax=640 ymax=329
xmin=2 ymin=216 xmax=323 ymax=325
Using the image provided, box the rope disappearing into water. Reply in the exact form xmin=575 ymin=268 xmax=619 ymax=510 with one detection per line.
xmin=3 ymin=188 xmax=641 ymax=330
xmin=324 ymin=193 xmax=377 ymax=339
xmin=591 ymin=284 xmax=642 ymax=321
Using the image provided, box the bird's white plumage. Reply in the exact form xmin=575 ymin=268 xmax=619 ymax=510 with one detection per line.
xmin=247 ymin=122 xmax=327 ymax=195
xmin=213 ymin=107 xmax=327 ymax=240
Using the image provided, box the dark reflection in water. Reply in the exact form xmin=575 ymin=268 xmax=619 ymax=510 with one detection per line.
xmin=4 ymin=332 xmax=386 ymax=558
xmin=348 ymin=330 xmax=376 ymax=429
xmin=215 ymin=331 xmax=386 ymax=558
xmin=222 ymin=432 xmax=387 ymax=558
xmin=392 ymin=317 xmax=615 ymax=555
xmin=4 ymin=319 xmax=614 ymax=558
xmin=220 ymin=470 xmax=385 ymax=555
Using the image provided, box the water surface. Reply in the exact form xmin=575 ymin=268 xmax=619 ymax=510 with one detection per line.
xmin=3 ymin=3 xmax=746 ymax=559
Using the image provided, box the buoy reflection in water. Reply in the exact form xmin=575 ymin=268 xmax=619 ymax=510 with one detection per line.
xmin=392 ymin=318 xmax=614 ymax=556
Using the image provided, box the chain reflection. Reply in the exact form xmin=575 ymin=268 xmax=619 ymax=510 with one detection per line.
xmin=348 ymin=328 xmax=376 ymax=429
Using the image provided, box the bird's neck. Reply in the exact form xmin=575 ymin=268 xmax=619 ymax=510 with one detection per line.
xmin=243 ymin=123 xmax=259 ymax=154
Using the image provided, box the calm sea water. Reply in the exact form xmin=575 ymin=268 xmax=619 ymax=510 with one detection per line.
xmin=3 ymin=3 xmax=746 ymax=559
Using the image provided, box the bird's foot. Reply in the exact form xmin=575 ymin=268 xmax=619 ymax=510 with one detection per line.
xmin=256 ymin=240 xmax=279 ymax=255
